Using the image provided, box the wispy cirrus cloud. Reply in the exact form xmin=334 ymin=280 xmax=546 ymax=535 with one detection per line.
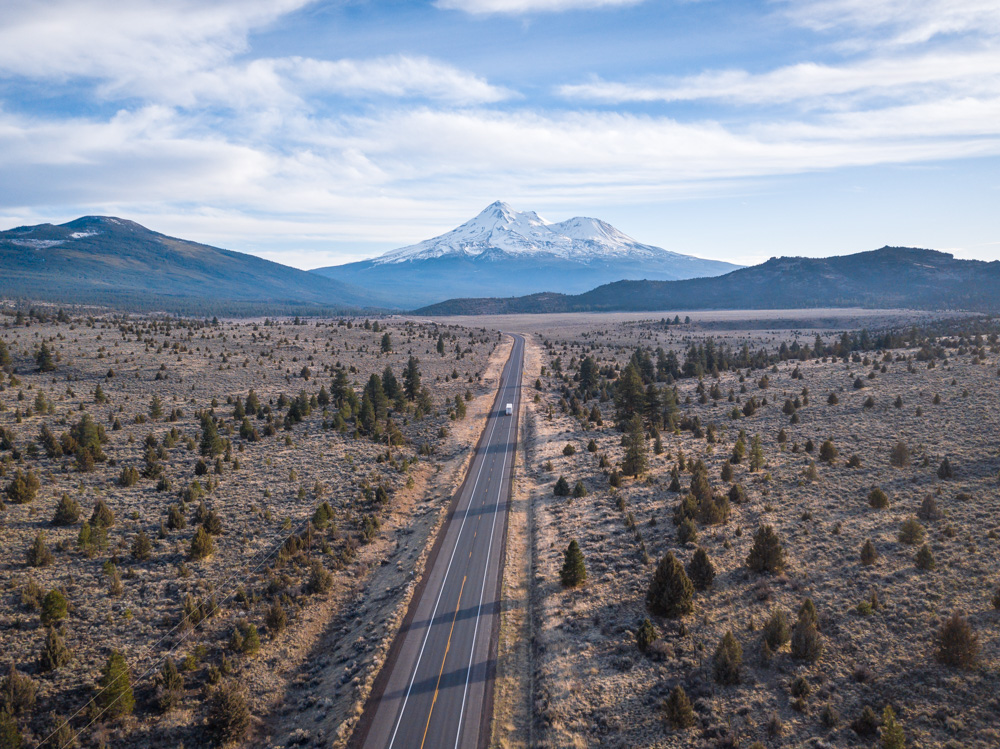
xmin=780 ymin=0 xmax=1000 ymax=46
xmin=434 ymin=0 xmax=644 ymax=15
xmin=559 ymin=50 xmax=1000 ymax=107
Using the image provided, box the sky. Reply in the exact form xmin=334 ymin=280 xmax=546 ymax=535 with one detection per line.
xmin=1 ymin=0 xmax=998 ymax=269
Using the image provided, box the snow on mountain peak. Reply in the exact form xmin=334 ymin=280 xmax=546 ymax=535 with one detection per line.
xmin=373 ymin=202 xmax=671 ymax=265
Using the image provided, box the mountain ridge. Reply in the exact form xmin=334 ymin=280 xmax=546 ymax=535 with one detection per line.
xmin=0 ymin=216 xmax=388 ymax=314
xmin=414 ymin=246 xmax=1000 ymax=315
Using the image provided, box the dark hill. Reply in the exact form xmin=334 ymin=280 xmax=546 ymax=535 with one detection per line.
xmin=416 ymin=247 xmax=1000 ymax=315
xmin=0 ymin=216 xmax=386 ymax=315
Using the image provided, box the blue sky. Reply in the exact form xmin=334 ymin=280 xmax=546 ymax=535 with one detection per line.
xmin=1 ymin=0 xmax=998 ymax=269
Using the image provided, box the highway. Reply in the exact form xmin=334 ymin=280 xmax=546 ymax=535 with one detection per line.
xmin=353 ymin=333 xmax=525 ymax=749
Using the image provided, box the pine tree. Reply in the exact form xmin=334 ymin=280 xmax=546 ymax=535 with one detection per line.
xmin=131 ymin=530 xmax=153 ymax=561
xmin=647 ymin=552 xmax=694 ymax=618
xmin=936 ymin=612 xmax=979 ymax=669
xmin=622 ymin=414 xmax=648 ymax=477
xmin=404 ymin=356 xmax=422 ymax=400
xmin=39 ymin=627 xmax=71 ymax=672
xmin=860 ymin=539 xmax=878 ymax=565
xmin=89 ymin=499 xmax=114 ymax=528
xmin=553 ymin=476 xmax=570 ymax=496
xmin=36 ymin=342 xmax=55 ymax=372
xmin=207 ymin=681 xmax=251 ymax=745
xmin=149 ymin=394 xmax=164 ymax=420
xmin=52 ymin=494 xmax=81 ymax=526
xmin=96 ymin=651 xmax=135 ymax=720
xmin=199 ymin=413 xmax=224 ymax=457
xmin=40 ymin=589 xmax=67 ymax=626
xmin=635 ymin=617 xmax=656 ymax=652
xmin=762 ymin=608 xmax=790 ymax=651
xmin=687 ymin=547 xmax=715 ymax=590
xmin=746 ymin=525 xmax=785 ymax=574
xmin=915 ymin=544 xmax=935 ymax=570
xmin=189 ymin=526 xmax=214 ymax=560
xmin=664 ymin=685 xmax=696 ymax=729
xmin=614 ymin=363 xmax=645 ymax=428
xmin=155 ymin=659 xmax=184 ymax=713
xmin=880 ymin=705 xmax=905 ymax=749
xmin=560 ymin=540 xmax=587 ymax=587
xmin=26 ymin=532 xmax=54 ymax=567
xmin=380 ymin=331 xmax=393 ymax=353
xmin=712 ymin=630 xmax=743 ymax=685
xmin=791 ymin=605 xmax=823 ymax=662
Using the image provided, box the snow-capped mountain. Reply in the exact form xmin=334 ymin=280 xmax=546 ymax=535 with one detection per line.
xmin=374 ymin=201 xmax=695 ymax=264
xmin=312 ymin=201 xmax=741 ymax=308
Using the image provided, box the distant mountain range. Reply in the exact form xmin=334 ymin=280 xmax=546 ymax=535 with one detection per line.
xmin=0 ymin=217 xmax=390 ymax=314
xmin=311 ymin=201 xmax=740 ymax=308
xmin=416 ymin=247 xmax=1000 ymax=315
xmin=3 ymin=216 xmax=997 ymax=319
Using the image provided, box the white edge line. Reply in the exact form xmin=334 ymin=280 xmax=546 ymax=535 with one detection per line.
xmin=385 ymin=337 xmax=517 ymax=749
xmin=453 ymin=335 xmax=521 ymax=749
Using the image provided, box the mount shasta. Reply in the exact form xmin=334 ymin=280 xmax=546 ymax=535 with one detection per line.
xmin=311 ymin=201 xmax=739 ymax=307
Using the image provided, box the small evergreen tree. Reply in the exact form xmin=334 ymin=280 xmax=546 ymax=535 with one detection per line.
xmin=880 ymin=705 xmax=905 ymax=749
xmin=40 ymin=589 xmax=68 ymax=626
xmin=712 ymin=631 xmax=743 ymax=685
xmin=155 ymin=659 xmax=184 ymax=713
xmin=746 ymin=525 xmax=785 ymax=574
xmin=207 ymin=681 xmax=251 ymax=745
xmin=868 ymin=487 xmax=889 ymax=509
xmin=635 ymin=617 xmax=656 ymax=652
xmin=622 ymin=414 xmax=648 ymax=477
xmin=898 ymin=517 xmax=924 ymax=545
xmin=791 ymin=606 xmax=823 ymax=662
xmin=52 ymin=494 xmax=81 ymax=525
xmin=762 ymin=608 xmax=790 ymax=651
xmin=560 ymin=540 xmax=587 ymax=587
xmin=860 ymin=539 xmax=878 ymax=565
xmin=0 ymin=664 xmax=37 ymax=716
xmin=687 ymin=547 xmax=715 ymax=590
xmin=553 ymin=476 xmax=570 ymax=496
xmin=664 ymin=685 xmax=696 ymax=729
xmin=937 ymin=457 xmax=953 ymax=479
xmin=89 ymin=500 xmax=114 ymax=528
xmin=39 ymin=627 xmax=71 ymax=672
xmin=96 ymin=651 xmax=135 ymax=720
xmin=189 ymin=526 xmax=214 ymax=560
xmin=647 ymin=552 xmax=694 ymax=618
xmin=936 ymin=612 xmax=979 ymax=669
xmin=915 ymin=544 xmax=935 ymax=571
xmin=131 ymin=530 xmax=152 ymax=561
xmin=819 ymin=439 xmax=838 ymax=464
xmin=26 ymin=532 xmax=54 ymax=567
xmin=36 ymin=342 xmax=56 ymax=372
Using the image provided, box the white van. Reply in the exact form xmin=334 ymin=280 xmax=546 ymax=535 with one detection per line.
xmin=505 ymin=403 xmax=513 ymax=415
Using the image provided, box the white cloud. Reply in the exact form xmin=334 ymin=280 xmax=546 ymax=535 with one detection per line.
xmin=559 ymin=50 xmax=1000 ymax=106
xmin=276 ymin=56 xmax=515 ymax=104
xmin=0 ymin=2 xmax=511 ymax=108
xmin=780 ymin=0 xmax=1000 ymax=46
xmin=0 ymin=0 xmax=310 ymax=81
xmin=434 ymin=0 xmax=644 ymax=15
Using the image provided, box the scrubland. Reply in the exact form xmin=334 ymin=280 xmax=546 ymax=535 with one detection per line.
xmin=0 ymin=306 xmax=501 ymax=748
xmin=514 ymin=313 xmax=1000 ymax=749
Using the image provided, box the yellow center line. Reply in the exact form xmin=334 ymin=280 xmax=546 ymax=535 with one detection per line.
xmin=419 ymin=575 xmax=467 ymax=749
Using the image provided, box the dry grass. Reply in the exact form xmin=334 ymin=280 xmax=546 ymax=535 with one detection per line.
xmin=0 ymin=308 xmax=501 ymax=747
xmin=521 ymin=318 xmax=1000 ymax=748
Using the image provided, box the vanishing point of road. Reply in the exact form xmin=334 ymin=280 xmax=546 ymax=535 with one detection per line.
xmin=352 ymin=333 xmax=525 ymax=749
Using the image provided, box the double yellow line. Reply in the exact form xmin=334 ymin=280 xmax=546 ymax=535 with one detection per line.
xmin=419 ymin=575 xmax=467 ymax=749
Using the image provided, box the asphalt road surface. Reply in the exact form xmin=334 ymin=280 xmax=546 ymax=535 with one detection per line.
xmin=353 ymin=333 xmax=525 ymax=749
